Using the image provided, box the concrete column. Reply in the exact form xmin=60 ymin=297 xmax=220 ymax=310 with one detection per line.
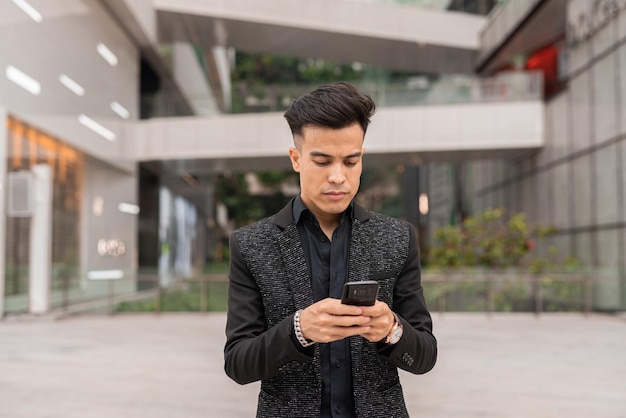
xmin=29 ymin=164 xmax=52 ymax=314
xmin=0 ymin=108 xmax=7 ymax=318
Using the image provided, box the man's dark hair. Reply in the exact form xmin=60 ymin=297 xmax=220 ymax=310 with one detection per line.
xmin=283 ymin=82 xmax=376 ymax=138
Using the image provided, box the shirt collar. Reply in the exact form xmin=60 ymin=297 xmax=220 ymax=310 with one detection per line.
xmin=293 ymin=194 xmax=354 ymax=225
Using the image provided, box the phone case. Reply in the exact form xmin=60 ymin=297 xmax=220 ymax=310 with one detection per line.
xmin=341 ymin=280 xmax=379 ymax=306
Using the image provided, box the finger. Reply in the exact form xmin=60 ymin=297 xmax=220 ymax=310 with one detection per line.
xmin=313 ymin=324 xmax=372 ymax=343
xmin=326 ymin=301 xmax=364 ymax=316
xmin=331 ymin=313 xmax=371 ymax=328
xmin=308 ymin=298 xmax=362 ymax=315
xmin=360 ymin=301 xmax=389 ymax=318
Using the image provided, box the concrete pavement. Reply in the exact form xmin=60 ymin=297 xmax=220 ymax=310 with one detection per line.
xmin=1 ymin=312 xmax=625 ymax=417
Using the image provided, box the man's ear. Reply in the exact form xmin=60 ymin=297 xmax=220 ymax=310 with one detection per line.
xmin=289 ymin=147 xmax=301 ymax=172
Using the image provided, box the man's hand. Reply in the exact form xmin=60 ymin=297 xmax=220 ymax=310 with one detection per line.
xmin=358 ymin=301 xmax=395 ymax=342
xmin=299 ymin=298 xmax=371 ymax=343
xmin=299 ymin=299 xmax=395 ymax=343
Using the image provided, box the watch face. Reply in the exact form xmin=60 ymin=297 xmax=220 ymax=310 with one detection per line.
xmin=390 ymin=326 xmax=403 ymax=344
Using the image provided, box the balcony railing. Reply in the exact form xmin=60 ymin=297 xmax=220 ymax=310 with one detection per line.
xmin=141 ymin=72 xmax=543 ymax=118
xmin=228 ymin=71 xmax=543 ymax=114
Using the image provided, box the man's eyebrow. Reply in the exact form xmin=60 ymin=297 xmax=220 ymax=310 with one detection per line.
xmin=309 ymin=151 xmax=362 ymax=158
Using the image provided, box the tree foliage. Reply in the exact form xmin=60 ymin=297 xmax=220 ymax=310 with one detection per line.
xmin=214 ymin=172 xmax=263 ymax=228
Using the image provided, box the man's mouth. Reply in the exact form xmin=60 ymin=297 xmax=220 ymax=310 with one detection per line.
xmin=324 ymin=191 xmax=348 ymax=200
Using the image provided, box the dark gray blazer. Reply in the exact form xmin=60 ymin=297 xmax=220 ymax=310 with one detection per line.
xmin=224 ymin=200 xmax=437 ymax=417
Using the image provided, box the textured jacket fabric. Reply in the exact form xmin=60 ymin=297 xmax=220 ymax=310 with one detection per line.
xmin=224 ymin=200 xmax=437 ymax=417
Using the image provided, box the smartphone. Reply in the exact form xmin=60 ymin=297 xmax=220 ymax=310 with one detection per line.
xmin=341 ymin=280 xmax=380 ymax=306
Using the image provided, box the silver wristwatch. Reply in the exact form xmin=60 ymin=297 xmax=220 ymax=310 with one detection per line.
xmin=385 ymin=312 xmax=403 ymax=345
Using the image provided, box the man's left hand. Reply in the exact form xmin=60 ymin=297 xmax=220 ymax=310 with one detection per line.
xmin=358 ymin=301 xmax=395 ymax=342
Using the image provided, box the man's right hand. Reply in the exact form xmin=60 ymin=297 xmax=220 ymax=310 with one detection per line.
xmin=299 ymin=298 xmax=372 ymax=343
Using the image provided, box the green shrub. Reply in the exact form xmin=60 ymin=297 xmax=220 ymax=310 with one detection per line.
xmin=424 ymin=209 xmax=587 ymax=312
xmin=427 ymin=208 xmax=555 ymax=269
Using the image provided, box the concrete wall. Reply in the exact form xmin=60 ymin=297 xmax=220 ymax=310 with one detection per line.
xmin=129 ymin=100 xmax=544 ymax=161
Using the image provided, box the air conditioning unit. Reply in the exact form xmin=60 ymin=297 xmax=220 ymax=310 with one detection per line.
xmin=8 ymin=171 xmax=34 ymax=217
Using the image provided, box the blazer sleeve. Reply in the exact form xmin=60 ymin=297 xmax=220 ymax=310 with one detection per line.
xmin=379 ymin=225 xmax=437 ymax=374
xmin=224 ymin=233 xmax=313 ymax=385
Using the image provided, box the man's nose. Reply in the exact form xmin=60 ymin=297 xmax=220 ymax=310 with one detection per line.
xmin=328 ymin=164 xmax=346 ymax=184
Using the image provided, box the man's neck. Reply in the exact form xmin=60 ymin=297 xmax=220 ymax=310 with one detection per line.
xmin=318 ymin=218 xmax=340 ymax=241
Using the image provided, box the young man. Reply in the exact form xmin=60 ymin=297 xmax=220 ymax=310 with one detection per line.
xmin=224 ymin=82 xmax=437 ymax=417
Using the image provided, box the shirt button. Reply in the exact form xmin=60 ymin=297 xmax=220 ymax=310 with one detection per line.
xmin=320 ymin=236 xmax=327 ymax=242
xmin=335 ymin=360 xmax=341 ymax=368
xmin=335 ymin=407 xmax=342 ymax=414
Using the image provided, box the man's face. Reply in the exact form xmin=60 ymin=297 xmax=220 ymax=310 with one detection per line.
xmin=289 ymin=123 xmax=365 ymax=223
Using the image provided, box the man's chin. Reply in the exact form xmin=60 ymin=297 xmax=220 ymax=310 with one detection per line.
xmin=322 ymin=200 xmax=351 ymax=214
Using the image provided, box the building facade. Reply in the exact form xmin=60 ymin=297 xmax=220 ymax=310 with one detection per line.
xmin=0 ymin=0 xmax=206 ymax=315
xmin=430 ymin=0 xmax=626 ymax=310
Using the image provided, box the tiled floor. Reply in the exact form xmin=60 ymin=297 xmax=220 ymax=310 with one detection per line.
xmin=1 ymin=312 xmax=625 ymax=417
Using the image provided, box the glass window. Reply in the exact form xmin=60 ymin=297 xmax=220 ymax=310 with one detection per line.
xmin=4 ymin=116 xmax=84 ymax=313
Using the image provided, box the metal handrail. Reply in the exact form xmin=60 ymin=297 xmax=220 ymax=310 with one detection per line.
xmin=117 ymin=272 xmax=594 ymax=316
xmin=45 ymin=270 xmax=595 ymax=317
xmin=423 ymin=272 xmax=595 ymax=315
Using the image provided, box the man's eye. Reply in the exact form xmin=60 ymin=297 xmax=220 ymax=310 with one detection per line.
xmin=345 ymin=161 xmax=358 ymax=167
xmin=314 ymin=161 xmax=330 ymax=166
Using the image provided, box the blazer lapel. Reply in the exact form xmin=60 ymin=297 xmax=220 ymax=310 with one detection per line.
xmin=275 ymin=201 xmax=313 ymax=310
xmin=347 ymin=207 xmax=371 ymax=283
xmin=348 ymin=208 xmax=373 ymax=380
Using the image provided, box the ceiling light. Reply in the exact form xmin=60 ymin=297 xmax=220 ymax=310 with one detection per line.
xmin=97 ymin=43 xmax=118 ymax=66
xmin=11 ymin=0 xmax=42 ymax=23
xmin=78 ymin=114 xmax=116 ymax=141
xmin=110 ymin=101 xmax=129 ymax=119
xmin=6 ymin=65 xmax=41 ymax=95
xmin=118 ymin=202 xmax=140 ymax=215
xmin=59 ymin=74 xmax=85 ymax=96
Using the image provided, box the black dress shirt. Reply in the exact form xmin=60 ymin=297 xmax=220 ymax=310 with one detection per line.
xmin=293 ymin=196 xmax=355 ymax=418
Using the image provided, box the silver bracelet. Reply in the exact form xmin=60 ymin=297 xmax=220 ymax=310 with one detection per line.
xmin=294 ymin=309 xmax=316 ymax=347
